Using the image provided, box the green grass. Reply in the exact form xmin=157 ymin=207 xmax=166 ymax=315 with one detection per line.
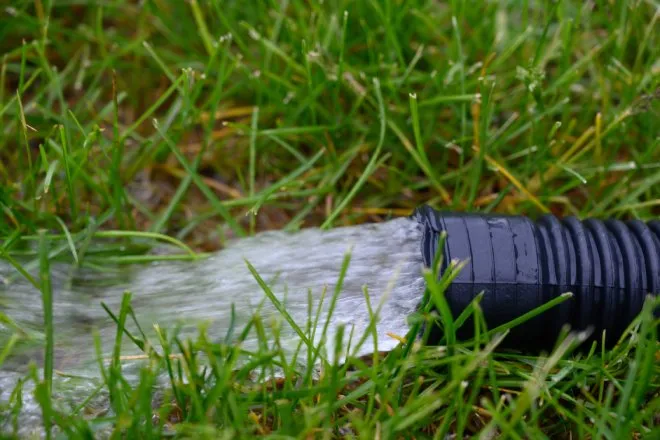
xmin=1 ymin=0 xmax=659 ymax=438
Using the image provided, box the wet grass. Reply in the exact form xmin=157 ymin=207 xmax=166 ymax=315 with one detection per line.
xmin=1 ymin=0 xmax=659 ymax=438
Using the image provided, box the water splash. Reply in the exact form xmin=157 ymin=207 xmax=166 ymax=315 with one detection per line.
xmin=1 ymin=217 xmax=426 ymax=436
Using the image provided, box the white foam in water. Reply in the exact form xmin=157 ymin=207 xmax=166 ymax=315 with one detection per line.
xmin=1 ymin=217 xmax=426 ymax=437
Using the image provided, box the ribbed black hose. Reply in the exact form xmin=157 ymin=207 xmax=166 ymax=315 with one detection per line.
xmin=412 ymin=205 xmax=660 ymax=347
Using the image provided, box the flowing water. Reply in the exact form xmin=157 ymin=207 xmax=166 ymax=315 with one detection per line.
xmin=1 ymin=217 xmax=426 ymax=437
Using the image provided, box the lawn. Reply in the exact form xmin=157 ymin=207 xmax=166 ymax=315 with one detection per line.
xmin=1 ymin=0 xmax=659 ymax=438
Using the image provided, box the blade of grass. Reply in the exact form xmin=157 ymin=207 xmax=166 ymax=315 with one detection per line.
xmin=38 ymin=230 xmax=54 ymax=439
xmin=153 ymin=119 xmax=245 ymax=237
xmin=321 ymin=78 xmax=385 ymax=228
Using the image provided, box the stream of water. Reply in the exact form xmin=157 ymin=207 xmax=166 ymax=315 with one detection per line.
xmin=1 ymin=217 xmax=426 ymax=436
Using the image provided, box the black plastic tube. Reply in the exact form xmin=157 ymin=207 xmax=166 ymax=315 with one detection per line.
xmin=412 ymin=205 xmax=660 ymax=347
